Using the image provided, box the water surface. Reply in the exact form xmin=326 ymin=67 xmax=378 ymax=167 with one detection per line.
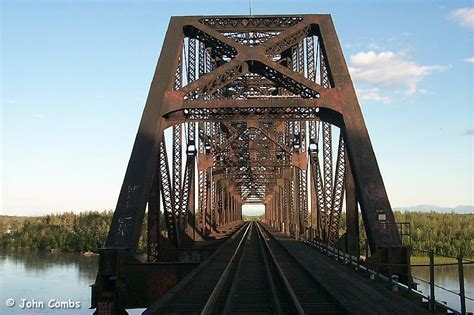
xmin=412 ymin=264 xmax=474 ymax=313
xmin=1 ymin=250 xmax=472 ymax=314
xmin=0 ymin=250 xmax=98 ymax=314
xmin=0 ymin=251 xmax=144 ymax=314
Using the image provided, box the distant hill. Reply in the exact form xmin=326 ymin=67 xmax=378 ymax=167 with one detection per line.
xmin=393 ymin=205 xmax=474 ymax=214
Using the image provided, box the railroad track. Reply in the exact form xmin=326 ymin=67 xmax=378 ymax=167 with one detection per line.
xmin=256 ymin=222 xmax=343 ymax=314
xmin=145 ymin=222 xmax=251 ymax=315
xmin=202 ymin=221 xmax=287 ymax=314
xmin=147 ymin=221 xmax=343 ymax=314
xmin=202 ymin=221 xmax=343 ymax=314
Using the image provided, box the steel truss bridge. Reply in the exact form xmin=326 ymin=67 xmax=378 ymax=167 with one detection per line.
xmin=91 ymin=14 xmax=437 ymax=314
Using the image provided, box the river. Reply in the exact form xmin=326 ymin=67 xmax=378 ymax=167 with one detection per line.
xmin=0 ymin=251 xmax=144 ymax=314
xmin=412 ymin=263 xmax=474 ymax=313
xmin=0 ymin=250 xmax=472 ymax=314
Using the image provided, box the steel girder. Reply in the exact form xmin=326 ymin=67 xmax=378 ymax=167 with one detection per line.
xmin=94 ymin=14 xmax=409 ymax=312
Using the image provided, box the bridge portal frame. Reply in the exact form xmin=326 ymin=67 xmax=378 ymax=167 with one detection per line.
xmin=92 ymin=14 xmax=411 ymax=313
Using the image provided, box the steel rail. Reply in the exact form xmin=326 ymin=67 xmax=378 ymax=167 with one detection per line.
xmin=255 ymin=222 xmax=284 ymax=315
xmin=220 ymin=222 xmax=255 ymax=314
xmin=144 ymin=222 xmax=249 ymax=314
xmin=201 ymin=221 xmax=252 ymax=314
xmin=220 ymin=222 xmax=284 ymax=315
xmin=256 ymin=222 xmax=305 ymax=315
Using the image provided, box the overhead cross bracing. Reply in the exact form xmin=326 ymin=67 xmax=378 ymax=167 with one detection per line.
xmin=92 ymin=14 xmax=412 ymax=314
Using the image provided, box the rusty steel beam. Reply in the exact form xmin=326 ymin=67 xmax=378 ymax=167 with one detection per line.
xmin=158 ymin=139 xmax=180 ymax=247
xmin=321 ymin=122 xmax=333 ymax=240
xmin=310 ymin=150 xmax=325 ymax=237
xmin=173 ymin=124 xmax=183 ymax=233
xmin=147 ymin=166 xmax=160 ymax=262
xmin=345 ymin=153 xmax=359 ymax=256
xmin=104 ymin=17 xmax=183 ymax=250
xmin=317 ymin=15 xmax=401 ymax=249
xmin=327 ymin=134 xmax=346 ymax=245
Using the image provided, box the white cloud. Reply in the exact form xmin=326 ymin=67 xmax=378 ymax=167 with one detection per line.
xmin=356 ymin=88 xmax=392 ymax=104
xmin=465 ymin=57 xmax=474 ymax=64
xmin=348 ymin=50 xmax=446 ymax=96
xmin=367 ymin=42 xmax=383 ymax=50
xmin=449 ymin=7 xmax=474 ymax=29
xmin=34 ymin=113 xmax=45 ymax=119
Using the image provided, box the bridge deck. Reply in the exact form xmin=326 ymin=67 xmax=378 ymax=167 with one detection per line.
xmin=144 ymin=222 xmax=429 ymax=314
xmin=263 ymin=224 xmax=430 ymax=314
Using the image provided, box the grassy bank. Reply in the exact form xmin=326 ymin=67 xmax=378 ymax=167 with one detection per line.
xmin=243 ymin=215 xmax=264 ymax=221
xmin=410 ymin=256 xmax=459 ymax=264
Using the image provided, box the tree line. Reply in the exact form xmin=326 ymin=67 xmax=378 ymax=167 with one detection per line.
xmin=0 ymin=211 xmax=167 ymax=253
xmin=1 ymin=211 xmax=472 ymax=257
xmin=338 ymin=211 xmax=473 ymax=258
xmin=1 ymin=211 xmax=114 ymax=252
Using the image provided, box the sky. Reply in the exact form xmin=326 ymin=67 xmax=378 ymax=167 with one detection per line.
xmin=1 ymin=0 xmax=473 ymax=216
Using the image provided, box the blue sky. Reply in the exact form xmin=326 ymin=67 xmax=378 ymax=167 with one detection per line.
xmin=1 ymin=0 xmax=473 ymax=216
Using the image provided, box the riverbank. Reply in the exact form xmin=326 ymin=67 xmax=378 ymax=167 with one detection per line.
xmin=411 ymin=256 xmax=462 ymax=264
xmin=2 ymin=211 xmax=473 ymax=258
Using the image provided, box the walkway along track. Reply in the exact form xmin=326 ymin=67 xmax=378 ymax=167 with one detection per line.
xmin=255 ymin=222 xmax=344 ymax=315
xmin=145 ymin=221 xmax=344 ymax=314
xmin=144 ymin=222 xmax=250 ymax=314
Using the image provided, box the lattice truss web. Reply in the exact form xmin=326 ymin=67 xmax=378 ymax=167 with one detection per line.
xmin=155 ymin=17 xmax=349 ymax=246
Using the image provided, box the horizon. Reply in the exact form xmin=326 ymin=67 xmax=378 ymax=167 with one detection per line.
xmin=2 ymin=1 xmax=473 ymax=216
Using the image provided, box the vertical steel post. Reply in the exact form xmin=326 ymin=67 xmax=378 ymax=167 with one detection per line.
xmin=345 ymin=153 xmax=359 ymax=256
xmin=458 ymin=254 xmax=466 ymax=315
xmin=293 ymin=167 xmax=301 ymax=239
xmin=173 ymin=124 xmax=182 ymax=232
xmin=429 ymin=250 xmax=436 ymax=312
xmin=205 ymin=170 xmax=212 ymax=233
xmin=226 ymin=190 xmax=230 ymax=224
